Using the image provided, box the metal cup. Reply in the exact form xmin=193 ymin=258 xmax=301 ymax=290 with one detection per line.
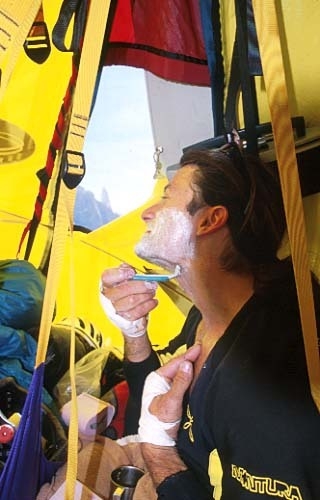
xmin=109 ymin=465 xmax=145 ymax=500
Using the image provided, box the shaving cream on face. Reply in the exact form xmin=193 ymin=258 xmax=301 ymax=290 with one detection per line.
xmin=135 ymin=208 xmax=195 ymax=270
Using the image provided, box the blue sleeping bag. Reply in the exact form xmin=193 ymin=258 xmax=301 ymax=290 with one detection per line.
xmin=0 ymin=259 xmax=52 ymax=406
xmin=0 ymin=259 xmax=46 ymax=330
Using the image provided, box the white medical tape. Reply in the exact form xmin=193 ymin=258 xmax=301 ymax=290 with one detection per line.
xmin=138 ymin=371 xmax=181 ymax=447
xmin=99 ymin=285 xmax=146 ymax=338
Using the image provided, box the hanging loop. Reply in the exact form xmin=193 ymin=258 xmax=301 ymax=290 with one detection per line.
xmin=153 ymin=146 xmax=164 ymax=179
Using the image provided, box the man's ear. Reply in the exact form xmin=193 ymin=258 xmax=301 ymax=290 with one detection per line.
xmin=196 ymin=205 xmax=228 ymax=236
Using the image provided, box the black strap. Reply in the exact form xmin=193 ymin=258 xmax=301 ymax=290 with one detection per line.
xmin=225 ymin=1 xmax=263 ymax=151
xmin=199 ymin=0 xmax=262 ymax=144
xmin=52 ymin=0 xmax=88 ymax=53
xmin=246 ymin=0 xmax=262 ymax=76
xmin=232 ymin=0 xmax=260 ymax=154
xmin=224 ymin=37 xmax=241 ymax=132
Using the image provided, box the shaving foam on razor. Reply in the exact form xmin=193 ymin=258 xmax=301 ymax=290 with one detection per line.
xmin=132 ymin=264 xmax=181 ymax=282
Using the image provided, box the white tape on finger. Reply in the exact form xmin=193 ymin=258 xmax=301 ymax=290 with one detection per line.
xmin=99 ymin=285 xmax=146 ymax=338
xmin=138 ymin=371 xmax=181 ymax=447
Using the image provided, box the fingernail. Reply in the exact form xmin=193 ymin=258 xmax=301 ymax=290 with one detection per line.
xmin=180 ymin=361 xmax=192 ymax=373
xmin=145 ymin=281 xmax=158 ymax=290
xmin=187 ymin=342 xmax=201 ymax=351
xmin=120 ymin=267 xmax=135 ymax=279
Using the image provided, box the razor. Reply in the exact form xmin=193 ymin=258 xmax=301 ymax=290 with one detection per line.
xmin=132 ymin=264 xmax=181 ymax=282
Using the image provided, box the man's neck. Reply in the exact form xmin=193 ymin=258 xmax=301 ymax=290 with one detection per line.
xmin=187 ymin=263 xmax=254 ymax=338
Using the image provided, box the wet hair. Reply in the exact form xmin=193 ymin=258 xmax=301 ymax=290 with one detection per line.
xmin=179 ymin=145 xmax=287 ymax=283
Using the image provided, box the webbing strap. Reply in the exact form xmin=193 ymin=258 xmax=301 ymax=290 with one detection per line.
xmin=63 ymin=3 xmax=111 ymax=496
xmin=233 ymin=0 xmax=259 ymax=155
xmin=0 ymin=0 xmax=42 ymax=101
xmin=34 ymin=0 xmax=112 ymax=497
xmin=225 ymin=0 xmax=262 ymax=137
xmin=252 ymin=1 xmax=320 ymax=410
xmin=21 ymin=64 xmax=78 ymax=262
xmin=62 ymin=0 xmax=109 ymax=179
xmin=35 ymin=182 xmax=79 ymax=499
xmin=52 ymin=0 xmax=87 ymax=53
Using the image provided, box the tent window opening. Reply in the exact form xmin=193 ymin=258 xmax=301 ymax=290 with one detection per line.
xmin=75 ymin=66 xmax=155 ymax=231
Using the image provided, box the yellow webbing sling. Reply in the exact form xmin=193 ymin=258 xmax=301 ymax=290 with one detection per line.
xmin=34 ymin=1 xmax=111 ymax=498
xmin=0 ymin=0 xmax=42 ymax=101
xmin=252 ymin=1 xmax=320 ymax=410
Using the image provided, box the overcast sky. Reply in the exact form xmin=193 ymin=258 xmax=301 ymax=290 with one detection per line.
xmin=83 ymin=65 xmax=156 ymax=216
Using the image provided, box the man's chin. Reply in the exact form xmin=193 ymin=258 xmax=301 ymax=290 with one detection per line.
xmin=134 ymin=246 xmax=172 ymax=272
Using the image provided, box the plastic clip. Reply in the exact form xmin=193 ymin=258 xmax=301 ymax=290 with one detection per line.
xmin=62 ymin=150 xmax=86 ymax=189
xmin=0 ymin=410 xmax=16 ymax=444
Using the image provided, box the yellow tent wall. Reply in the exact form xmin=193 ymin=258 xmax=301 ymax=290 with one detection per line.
xmin=221 ymin=1 xmax=320 ymax=128
xmin=0 ymin=2 xmax=73 ymax=264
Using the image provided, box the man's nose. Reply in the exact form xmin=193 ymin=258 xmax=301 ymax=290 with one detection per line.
xmin=141 ymin=203 xmax=157 ymax=221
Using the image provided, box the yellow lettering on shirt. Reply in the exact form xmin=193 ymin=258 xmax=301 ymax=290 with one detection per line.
xmin=231 ymin=464 xmax=303 ymax=499
xmin=208 ymin=449 xmax=223 ymax=499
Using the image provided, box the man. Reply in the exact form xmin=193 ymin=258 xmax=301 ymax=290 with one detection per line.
xmin=99 ymin=143 xmax=320 ymax=499
xmin=36 ymin=144 xmax=319 ymax=500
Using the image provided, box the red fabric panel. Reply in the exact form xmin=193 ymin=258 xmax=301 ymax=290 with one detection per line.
xmin=104 ymin=0 xmax=210 ymax=86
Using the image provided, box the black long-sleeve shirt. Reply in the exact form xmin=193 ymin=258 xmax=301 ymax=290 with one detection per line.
xmin=124 ymin=267 xmax=320 ymax=499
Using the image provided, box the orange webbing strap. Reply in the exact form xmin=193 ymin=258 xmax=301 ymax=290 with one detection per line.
xmin=34 ymin=0 xmax=112 ymax=498
xmin=252 ymin=0 xmax=320 ymax=410
xmin=0 ymin=0 xmax=42 ymax=101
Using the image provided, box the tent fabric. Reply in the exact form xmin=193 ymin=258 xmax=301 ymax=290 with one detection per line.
xmin=0 ymin=3 xmax=319 ymax=497
xmin=104 ymin=0 xmax=211 ymax=85
xmin=199 ymin=0 xmax=224 ymax=133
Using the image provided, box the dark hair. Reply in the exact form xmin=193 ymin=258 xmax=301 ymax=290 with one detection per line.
xmin=179 ymin=146 xmax=287 ymax=282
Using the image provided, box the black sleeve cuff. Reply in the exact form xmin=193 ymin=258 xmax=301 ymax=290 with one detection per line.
xmin=156 ymin=470 xmax=212 ymax=499
xmin=123 ymin=350 xmax=161 ymax=398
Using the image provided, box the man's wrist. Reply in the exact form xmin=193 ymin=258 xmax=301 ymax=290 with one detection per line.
xmin=124 ymin=333 xmax=152 ymax=362
xmin=141 ymin=443 xmax=187 ymax=487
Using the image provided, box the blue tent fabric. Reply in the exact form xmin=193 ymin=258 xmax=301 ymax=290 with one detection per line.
xmin=0 ymin=363 xmax=62 ymax=500
xmin=198 ymin=0 xmax=225 ymax=135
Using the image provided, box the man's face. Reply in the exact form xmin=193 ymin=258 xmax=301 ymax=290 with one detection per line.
xmin=135 ymin=166 xmax=197 ymax=271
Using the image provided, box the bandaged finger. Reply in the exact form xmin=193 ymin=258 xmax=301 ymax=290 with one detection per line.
xmin=99 ymin=287 xmax=147 ymax=337
xmin=138 ymin=371 xmax=181 ymax=446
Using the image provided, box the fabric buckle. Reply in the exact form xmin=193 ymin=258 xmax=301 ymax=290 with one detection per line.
xmin=62 ymin=150 xmax=86 ymax=189
xmin=24 ymin=21 xmax=51 ymax=64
